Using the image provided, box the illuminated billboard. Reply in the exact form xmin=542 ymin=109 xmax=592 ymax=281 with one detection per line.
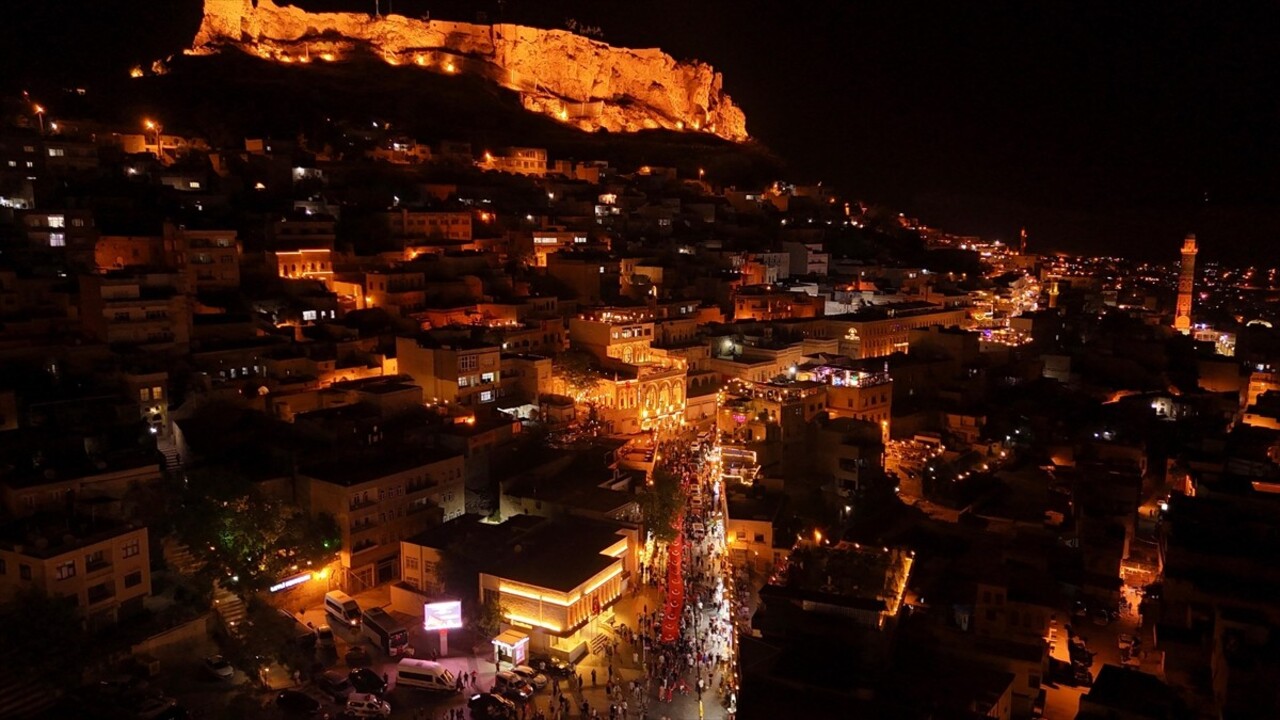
xmin=423 ymin=601 xmax=463 ymax=631
xmin=269 ymin=571 xmax=313 ymax=593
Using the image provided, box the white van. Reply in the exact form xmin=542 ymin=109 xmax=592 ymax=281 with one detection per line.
xmin=324 ymin=590 xmax=362 ymax=629
xmin=396 ymin=658 xmax=457 ymax=693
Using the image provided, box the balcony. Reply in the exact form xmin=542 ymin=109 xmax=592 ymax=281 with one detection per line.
xmin=405 ymin=479 xmax=438 ymax=496
xmin=86 ymin=583 xmax=115 ymax=606
xmin=406 ymin=500 xmax=438 ymax=516
xmin=85 ymin=558 xmax=112 ymax=576
xmin=349 ymin=496 xmax=378 ymax=511
xmin=350 ymin=539 xmax=379 ymax=556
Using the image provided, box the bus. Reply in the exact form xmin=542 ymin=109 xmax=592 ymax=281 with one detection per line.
xmin=361 ymin=607 xmax=412 ymax=657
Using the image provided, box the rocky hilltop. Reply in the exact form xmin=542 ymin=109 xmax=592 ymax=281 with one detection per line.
xmin=189 ymin=0 xmax=748 ymax=142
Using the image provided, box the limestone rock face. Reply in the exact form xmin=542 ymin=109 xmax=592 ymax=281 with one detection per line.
xmin=189 ymin=0 xmax=748 ymax=142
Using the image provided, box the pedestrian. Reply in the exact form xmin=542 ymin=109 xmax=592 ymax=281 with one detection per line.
xmin=591 ymin=668 xmax=597 ymax=686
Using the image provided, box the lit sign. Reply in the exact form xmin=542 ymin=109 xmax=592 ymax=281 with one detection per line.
xmin=269 ymin=571 xmax=313 ymax=593
xmin=423 ymin=601 xmax=463 ymax=630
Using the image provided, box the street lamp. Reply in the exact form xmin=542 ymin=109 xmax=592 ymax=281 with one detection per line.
xmin=143 ymin=119 xmax=162 ymax=159
xmin=33 ymin=104 xmax=45 ymax=134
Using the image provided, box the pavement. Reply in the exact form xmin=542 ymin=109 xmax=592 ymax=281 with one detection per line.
xmin=1041 ymin=587 xmax=1159 ymax=720
xmin=159 ymin=433 xmax=746 ymax=720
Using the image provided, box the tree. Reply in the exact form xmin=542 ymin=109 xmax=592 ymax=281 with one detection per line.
xmin=639 ymin=468 xmax=684 ymax=543
xmin=176 ymin=471 xmax=340 ymax=593
xmin=471 ymin=593 xmax=507 ymax=639
xmin=553 ymin=350 xmax=604 ymax=401
xmin=225 ymin=599 xmax=310 ymax=677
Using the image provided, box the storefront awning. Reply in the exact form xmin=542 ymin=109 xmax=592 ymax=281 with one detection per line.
xmin=492 ymin=629 xmax=530 ymax=649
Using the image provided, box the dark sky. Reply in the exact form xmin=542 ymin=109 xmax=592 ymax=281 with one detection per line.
xmin=6 ymin=0 xmax=1280 ymax=262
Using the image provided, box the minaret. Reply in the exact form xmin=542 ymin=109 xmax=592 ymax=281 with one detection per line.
xmin=1174 ymin=233 xmax=1197 ymax=333
xmin=1019 ymin=227 xmax=1027 ymax=255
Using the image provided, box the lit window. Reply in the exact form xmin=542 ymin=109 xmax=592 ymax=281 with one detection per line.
xmin=48 ymin=148 xmax=65 ymax=157
xmin=55 ymin=561 xmax=76 ymax=580
xmin=47 ymin=215 xmax=65 ymax=228
xmin=480 ymin=390 xmax=494 ymax=403
xmin=302 ymin=310 xmax=317 ymax=321
xmin=122 ymin=539 xmax=140 ymax=558
xmin=49 ymin=233 xmax=65 ymax=247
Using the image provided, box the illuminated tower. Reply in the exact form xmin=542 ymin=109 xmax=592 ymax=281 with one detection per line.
xmin=1019 ymin=227 xmax=1027 ymax=255
xmin=1174 ymin=233 xmax=1197 ymax=333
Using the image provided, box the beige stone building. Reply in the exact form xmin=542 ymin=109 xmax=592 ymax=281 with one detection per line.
xmin=301 ymin=451 xmax=465 ymax=589
xmin=0 ymin=515 xmax=151 ymax=629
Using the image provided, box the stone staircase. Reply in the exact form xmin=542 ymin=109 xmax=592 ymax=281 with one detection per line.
xmin=213 ymin=583 xmax=246 ymax=639
xmin=161 ymin=537 xmax=205 ymax=576
xmin=161 ymin=446 xmax=182 ymax=475
xmin=589 ymin=628 xmax=613 ymax=656
xmin=0 ymin=674 xmax=57 ymax=718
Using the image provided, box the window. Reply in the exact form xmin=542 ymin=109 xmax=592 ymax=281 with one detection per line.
xmin=457 ymin=377 xmax=469 ymax=388
xmin=124 ymin=571 xmax=142 ymax=588
xmin=152 ymin=386 xmax=163 ymax=400
xmin=481 ymin=372 xmax=495 ymax=384
xmin=479 ymin=390 xmax=494 ymax=403
xmin=55 ymin=560 xmax=76 ymax=580
xmin=753 ymin=533 xmax=765 ymax=543
xmin=302 ymin=310 xmax=317 ymax=321
xmin=48 ymin=148 xmax=65 ymax=157
xmin=459 ymin=354 xmax=479 ymax=372
xmin=85 ymin=550 xmax=107 ymax=570
xmin=139 ymin=388 xmax=151 ymax=402
xmin=122 ymin=539 xmax=140 ymax=558
xmin=735 ymin=531 xmax=746 ymax=541
xmin=49 ymin=232 xmax=65 ymax=247
xmin=19 ymin=564 xmax=31 ymax=580
xmin=47 ymin=215 xmax=64 ymax=228
xmin=405 ymin=557 xmax=419 ymax=570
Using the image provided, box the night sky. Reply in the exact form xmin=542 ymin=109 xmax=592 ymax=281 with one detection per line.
xmin=6 ymin=0 xmax=1280 ymax=262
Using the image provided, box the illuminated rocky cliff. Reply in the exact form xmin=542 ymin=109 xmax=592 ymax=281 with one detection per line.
xmin=189 ymin=0 xmax=748 ymax=142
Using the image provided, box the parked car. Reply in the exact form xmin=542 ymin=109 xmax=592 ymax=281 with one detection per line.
xmin=315 ymin=625 xmax=336 ymax=650
xmin=202 ymin=655 xmax=234 ymax=681
xmin=510 ymin=665 xmax=548 ymax=690
xmin=316 ymin=670 xmax=354 ymax=702
xmin=528 ymin=655 xmax=574 ymax=679
xmin=344 ymin=692 xmax=391 ymax=718
xmin=348 ymin=668 xmax=387 ymax=696
xmin=345 ymin=645 xmax=371 ymax=668
xmin=468 ymin=693 xmax=516 ymax=719
xmin=275 ymin=690 xmax=321 ymax=716
xmin=492 ymin=671 xmax=534 ymax=701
